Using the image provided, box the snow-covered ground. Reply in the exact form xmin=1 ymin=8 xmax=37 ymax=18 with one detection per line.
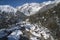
xmin=0 ymin=0 xmax=60 ymax=40
xmin=0 ymin=21 xmax=55 ymax=40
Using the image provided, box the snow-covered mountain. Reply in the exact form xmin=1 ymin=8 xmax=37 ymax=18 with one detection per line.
xmin=17 ymin=0 xmax=60 ymax=16
xmin=0 ymin=5 xmax=17 ymax=13
xmin=17 ymin=1 xmax=53 ymax=16
xmin=0 ymin=0 xmax=60 ymax=40
xmin=0 ymin=0 xmax=60 ymax=16
xmin=0 ymin=5 xmax=27 ymax=24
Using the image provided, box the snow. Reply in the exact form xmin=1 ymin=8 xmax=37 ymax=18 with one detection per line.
xmin=30 ymin=37 xmax=38 ymax=40
xmin=0 ymin=5 xmax=17 ymax=13
xmin=8 ymin=30 xmax=23 ymax=40
xmin=0 ymin=0 xmax=60 ymax=16
xmin=32 ymin=32 xmax=41 ymax=37
xmin=0 ymin=21 xmax=55 ymax=40
xmin=0 ymin=0 xmax=59 ymax=40
xmin=17 ymin=0 xmax=58 ymax=16
xmin=55 ymin=0 xmax=60 ymax=4
xmin=0 ymin=29 xmax=7 ymax=38
xmin=40 ymin=30 xmax=50 ymax=39
xmin=17 ymin=3 xmax=42 ymax=16
xmin=19 ymin=22 xmax=52 ymax=40
xmin=43 ymin=1 xmax=55 ymax=5
xmin=17 ymin=3 xmax=43 ymax=16
xmin=30 ymin=24 xmax=50 ymax=39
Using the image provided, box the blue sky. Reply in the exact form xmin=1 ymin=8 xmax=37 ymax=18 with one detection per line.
xmin=0 ymin=0 xmax=54 ymax=7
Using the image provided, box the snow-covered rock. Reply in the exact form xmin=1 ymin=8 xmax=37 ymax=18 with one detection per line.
xmin=8 ymin=30 xmax=23 ymax=40
xmin=17 ymin=0 xmax=59 ymax=16
xmin=55 ymin=0 xmax=60 ymax=4
xmin=0 ymin=29 xmax=7 ymax=38
xmin=0 ymin=5 xmax=17 ymax=13
xmin=17 ymin=3 xmax=42 ymax=16
xmin=0 ymin=0 xmax=60 ymax=16
xmin=0 ymin=0 xmax=60 ymax=40
xmin=0 ymin=21 xmax=55 ymax=40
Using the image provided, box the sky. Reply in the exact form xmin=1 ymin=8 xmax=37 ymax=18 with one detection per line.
xmin=0 ymin=0 xmax=54 ymax=7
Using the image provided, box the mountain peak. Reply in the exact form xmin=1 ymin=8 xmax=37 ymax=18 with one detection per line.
xmin=0 ymin=0 xmax=60 ymax=16
xmin=0 ymin=5 xmax=17 ymax=13
xmin=17 ymin=1 xmax=57 ymax=16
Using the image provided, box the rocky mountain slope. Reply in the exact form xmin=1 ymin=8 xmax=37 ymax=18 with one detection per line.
xmin=0 ymin=5 xmax=27 ymax=29
xmin=17 ymin=0 xmax=60 ymax=16
xmin=17 ymin=1 xmax=55 ymax=16
xmin=29 ymin=2 xmax=60 ymax=40
xmin=0 ymin=1 xmax=56 ymax=29
xmin=0 ymin=0 xmax=60 ymax=40
xmin=0 ymin=21 xmax=55 ymax=40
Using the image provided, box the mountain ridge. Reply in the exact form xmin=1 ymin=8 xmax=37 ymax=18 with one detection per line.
xmin=0 ymin=0 xmax=60 ymax=16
